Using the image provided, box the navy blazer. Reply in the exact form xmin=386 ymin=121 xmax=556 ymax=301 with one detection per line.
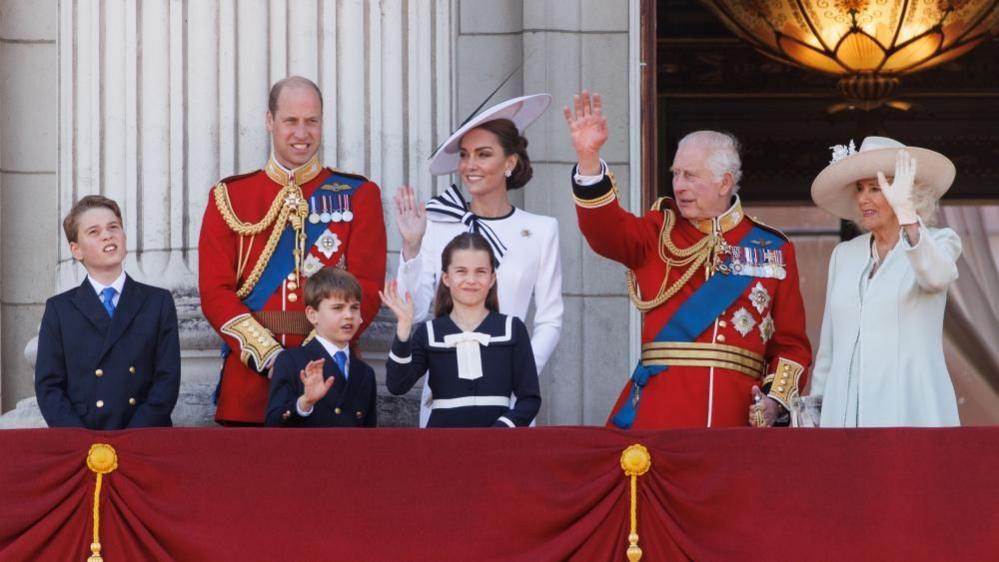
xmin=265 ymin=339 xmax=377 ymax=427
xmin=34 ymin=275 xmax=181 ymax=429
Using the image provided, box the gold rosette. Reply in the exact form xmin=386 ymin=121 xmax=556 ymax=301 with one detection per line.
xmin=620 ymin=444 xmax=652 ymax=562
xmin=86 ymin=443 xmax=118 ymax=562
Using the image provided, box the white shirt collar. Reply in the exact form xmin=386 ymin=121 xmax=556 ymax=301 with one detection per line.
xmin=314 ymin=335 xmax=350 ymax=372
xmin=88 ymin=270 xmax=127 ymax=297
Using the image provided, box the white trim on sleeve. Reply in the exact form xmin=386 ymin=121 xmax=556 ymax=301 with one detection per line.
xmin=388 ymin=351 xmax=412 ymax=364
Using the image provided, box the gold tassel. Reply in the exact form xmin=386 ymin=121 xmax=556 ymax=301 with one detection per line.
xmin=620 ymin=444 xmax=652 ymax=562
xmin=85 ymin=444 xmax=118 ymax=562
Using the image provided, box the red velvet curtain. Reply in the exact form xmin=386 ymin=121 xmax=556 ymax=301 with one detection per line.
xmin=1 ymin=427 xmax=998 ymax=561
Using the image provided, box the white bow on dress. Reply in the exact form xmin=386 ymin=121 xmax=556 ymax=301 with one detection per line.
xmin=442 ymin=331 xmax=492 ymax=381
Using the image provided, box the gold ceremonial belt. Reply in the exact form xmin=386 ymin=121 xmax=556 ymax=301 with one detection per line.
xmin=252 ymin=311 xmax=313 ymax=336
xmin=640 ymin=342 xmax=765 ymax=379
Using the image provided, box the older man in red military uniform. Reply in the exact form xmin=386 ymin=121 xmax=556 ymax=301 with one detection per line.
xmin=563 ymin=91 xmax=811 ymax=429
xmin=199 ymin=76 xmax=386 ymax=425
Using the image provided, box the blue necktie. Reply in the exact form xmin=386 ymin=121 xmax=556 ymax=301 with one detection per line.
xmin=101 ymin=287 xmax=117 ymax=317
xmin=333 ymin=350 xmax=348 ymax=380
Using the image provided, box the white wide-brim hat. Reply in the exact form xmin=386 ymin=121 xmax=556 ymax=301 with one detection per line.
xmin=811 ymin=136 xmax=955 ymax=222
xmin=428 ymin=93 xmax=552 ymax=176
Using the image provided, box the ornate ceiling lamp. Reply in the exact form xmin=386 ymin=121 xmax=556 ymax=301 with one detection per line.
xmin=700 ymin=0 xmax=999 ymax=110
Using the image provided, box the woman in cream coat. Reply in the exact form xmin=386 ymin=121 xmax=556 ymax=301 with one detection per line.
xmin=808 ymin=137 xmax=962 ymax=427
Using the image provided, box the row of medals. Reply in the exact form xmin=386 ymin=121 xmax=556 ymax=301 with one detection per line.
xmin=729 ymin=246 xmax=786 ymax=280
xmin=307 ymin=194 xmax=354 ymax=225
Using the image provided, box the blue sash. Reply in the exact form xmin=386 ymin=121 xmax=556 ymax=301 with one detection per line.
xmin=610 ymin=225 xmax=785 ymax=429
xmin=214 ymin=173 xmax=364 ymax=403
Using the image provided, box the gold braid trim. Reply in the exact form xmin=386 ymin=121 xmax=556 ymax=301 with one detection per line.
xmin=213 ymin=181 xmax=285 ymax=235
xmin=235 ymin=203 xmax=294 ymax=299
xmin=213 ymin=181 xmax=308 ymax=299
xmin=767 ymin=358 xmax=805 ymax=409
xmin=574 ymin=170 xmax=620 ymax=209
xmin=574 ymin=189 xmax=617 ymax=209
xmin=221 ymin=313 xmax=282 ymax=369
xmin=627 ymin=209 xmax=723 ymax=311
xmin=640 ymin=342 xmax=765 ymax=379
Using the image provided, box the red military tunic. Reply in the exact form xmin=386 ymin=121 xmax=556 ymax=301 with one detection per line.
xmin=199 ymin=154 xmax=386 ymax=424
xmin=573 ymin=169 xmax=811 ymax=429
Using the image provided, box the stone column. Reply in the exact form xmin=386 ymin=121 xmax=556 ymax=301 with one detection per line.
xmin=0 ymin=0 xmax=60 ymax=415
xmin=452 ymin=0 xmax=637 ymax=425
xmin=4 ymin=0 xmax=452 ymax=426
xmin=523 ymin=0 xmax=636 ymax=426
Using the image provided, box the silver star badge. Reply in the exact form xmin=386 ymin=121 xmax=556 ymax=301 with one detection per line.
xmin=315 ymin=230 xmax=342 ymax=259
xmin=759 ymin=314 xmax=775 ymax=343
xmin=731 ymin=307 xmax=756 ymax=337
xmin=749 ymin=282 xmax=771 ymax=314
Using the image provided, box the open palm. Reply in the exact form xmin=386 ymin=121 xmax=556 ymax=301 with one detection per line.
xmin=563 ymin=91 xmax=609 ymax=161
xmin=393 ymin=185 xmax=427 ymax=259
xmin=380 ymin=280 xmax=415 ymax=339
xmin=299 ymin=359 xmax=333 ymax=405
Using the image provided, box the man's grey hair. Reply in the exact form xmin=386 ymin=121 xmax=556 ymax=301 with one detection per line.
xmin=677 ymin=130 xmax=743 ymax=194
xmin=268 ymin=75 xmax=323 ymax=115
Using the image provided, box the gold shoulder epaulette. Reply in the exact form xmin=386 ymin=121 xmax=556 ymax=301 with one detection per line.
xmin=650 ymin=197 xmax=671 ymax=212
xmin=748 ymin=215 xmax=790 ymax=242
xmin=326 ymin=167 xmax=369 ymax=183
xmin=219 ymin=170 xmax=260 ymax=185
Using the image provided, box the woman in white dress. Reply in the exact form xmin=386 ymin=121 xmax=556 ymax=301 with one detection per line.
xmin=808 ymin=136 xmax=962 ymax=427
xmin=393 ymin=95 xmax=563 ymax=427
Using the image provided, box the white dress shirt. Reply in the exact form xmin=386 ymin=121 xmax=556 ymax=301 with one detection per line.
xmin=88 ymin=271 xmax=127 ymax=308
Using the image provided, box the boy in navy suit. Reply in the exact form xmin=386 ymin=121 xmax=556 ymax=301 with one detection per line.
xmin=265 ymin=268 xmax=377 ymax=427
xmin=34 ymin=196 xmax=181 ymax=429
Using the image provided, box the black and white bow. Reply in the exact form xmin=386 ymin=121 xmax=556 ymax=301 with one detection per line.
xmin=425 ymin=184 xmax=508 ymax=263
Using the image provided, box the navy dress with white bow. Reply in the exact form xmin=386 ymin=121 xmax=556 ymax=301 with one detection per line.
xmin=386 ymin=311 xmax=541 ymax=428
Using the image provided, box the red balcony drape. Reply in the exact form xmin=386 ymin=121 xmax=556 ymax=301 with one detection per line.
xmin=1 ymin=427 xmax=997 ymax=561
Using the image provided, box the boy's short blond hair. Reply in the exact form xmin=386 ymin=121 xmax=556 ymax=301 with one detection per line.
xmin=304 ymin=268 xmax=362 ymax=309
xmin=63 ymin=195 xmax=123 ymax=243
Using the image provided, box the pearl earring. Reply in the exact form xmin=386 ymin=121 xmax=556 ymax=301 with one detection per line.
xmin=504 ymin=169 xmax=512 ymax=178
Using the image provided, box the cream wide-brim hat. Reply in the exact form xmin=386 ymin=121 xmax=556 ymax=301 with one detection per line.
xmin=810 ymin=136 xmax=955 ymax=222
xmin=428 ymin=93 xmax=552 ymax=176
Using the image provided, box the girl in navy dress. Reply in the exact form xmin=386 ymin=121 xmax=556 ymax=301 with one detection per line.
xmin=381 ymin=232 xmax=541 ymax=427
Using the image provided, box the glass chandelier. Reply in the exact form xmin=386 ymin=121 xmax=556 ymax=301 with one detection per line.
xmin=700 ymin=0 xmax=999 ymax=107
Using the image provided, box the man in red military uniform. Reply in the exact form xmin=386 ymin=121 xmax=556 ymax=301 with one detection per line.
xmin=563 ymin=91 xmax=811 ymax=429
xmin=199 ymin=76 xmax=386 ymax=425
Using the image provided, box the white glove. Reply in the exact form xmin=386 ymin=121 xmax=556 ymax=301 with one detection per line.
xmin=877 ymin=149 xmax=918 ymax=225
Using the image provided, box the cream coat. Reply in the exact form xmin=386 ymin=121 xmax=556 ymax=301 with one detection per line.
xmin=809 ymin=225 xmax=962 ymax=427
